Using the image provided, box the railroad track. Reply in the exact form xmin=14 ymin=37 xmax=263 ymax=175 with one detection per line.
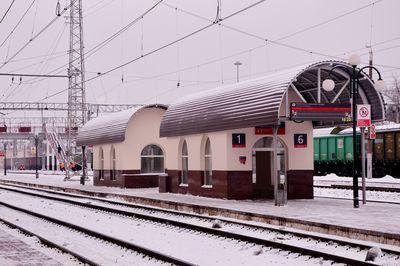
xmin=0 ymin=203 xmax=194 ymax=265
xmin=315 ymin=184 xmax=400 ymax=193
xmin=1 ymin=184 xmax=400 ymax=265
xmin=314 ymin=185 xmax=400 ymax=204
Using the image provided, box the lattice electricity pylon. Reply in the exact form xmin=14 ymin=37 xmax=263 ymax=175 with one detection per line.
xmin=68 ymin=0 xmax=86 ymax=130
xmin=67 ymin=0 xmax=87 ymax=180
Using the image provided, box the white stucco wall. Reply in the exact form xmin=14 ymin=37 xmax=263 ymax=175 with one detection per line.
xmin=92 ymin=86 xmax=314 ymax=173
xmin=93 ymin=107 xmax=174 ymax=170
xmin=164 ymin=132 xmax=228 ymax=171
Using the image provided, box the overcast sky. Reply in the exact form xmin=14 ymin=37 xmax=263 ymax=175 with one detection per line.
xmin=0 ymin=0 xmax=399 ymax=112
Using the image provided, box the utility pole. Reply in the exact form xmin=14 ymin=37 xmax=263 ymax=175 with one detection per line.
xmin=67 ymin=0 xmax=87 ymax=180
xmin=366 ymin=46 xmax=373 ymax=180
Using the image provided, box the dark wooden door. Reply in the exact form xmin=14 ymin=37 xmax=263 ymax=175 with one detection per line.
xmin=253 ymin=151 xmax=274 ymax=198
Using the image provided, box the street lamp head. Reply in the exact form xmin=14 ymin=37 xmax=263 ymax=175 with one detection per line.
xmin=375 ymin=79 xmax=386 ymax=91
xmin=322 ymin=79 xmax=335 ymax=92
xmin=348 ymin=54 xmax=361 ymax=66
xmin=234 ymin=61 xmax=242 ymax=66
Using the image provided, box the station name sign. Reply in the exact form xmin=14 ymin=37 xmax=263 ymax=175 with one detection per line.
xmin=255 ymin=122 xmax=285 ymax=135
xmin=290 ymin=102 xmax=351 ymax=122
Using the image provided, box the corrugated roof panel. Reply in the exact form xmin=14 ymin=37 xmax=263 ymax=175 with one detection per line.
xmin=160 ymin=61 xmax=386 ymax=137
xmin=77 ymin=105 xmax=167 ymax=146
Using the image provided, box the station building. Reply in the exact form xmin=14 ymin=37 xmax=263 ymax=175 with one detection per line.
xmin=77 ymin=61 xmax=385 ymax=200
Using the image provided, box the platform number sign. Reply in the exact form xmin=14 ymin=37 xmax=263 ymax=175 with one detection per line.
xmin=232 ymin=133 xmax=246 ymax=148
xmin=294 ymin=134 xmax=307 ymax=148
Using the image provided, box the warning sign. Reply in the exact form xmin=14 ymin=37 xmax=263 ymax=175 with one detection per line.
xmin=369 ymin=124 xmax=376 ymax=139
xmin=357 ymin=104 xmax=371 ymax=127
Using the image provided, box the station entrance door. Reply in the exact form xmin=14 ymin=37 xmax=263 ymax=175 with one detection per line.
xmin=252 ymin=137 xmax=286 ymax=199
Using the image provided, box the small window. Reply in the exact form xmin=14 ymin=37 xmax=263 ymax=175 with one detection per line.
xmin=181 ymin=141 xmax=188 ymax=185
xmin=203 ymin=138 xmax=212 ymax=186
xmin=110 ymin=146 xmax=116 ymax=181
xmin=99 ymin=147 xmax=104 ymax=180
xmin=141 ymin=144 xmax=164 ymax=174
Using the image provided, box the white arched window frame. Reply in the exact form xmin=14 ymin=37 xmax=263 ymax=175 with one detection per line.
xmin=180 ymin=140 xmax=188 ymax=185
xmin=141 ymin=144 xmax=164 ymax=174
xmin=203 ymin=138 xmax=212 ymax=186
xmin=110 ymin=146 xmax=116 ymax=181
xmin=99 ymin=147 xmax=104 ymax=180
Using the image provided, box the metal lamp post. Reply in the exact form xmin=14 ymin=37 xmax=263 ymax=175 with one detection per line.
xmin=322 ymin=54 xmax=385 ymax=208
xmin=34 ymin=134 xmax=39 ymax=179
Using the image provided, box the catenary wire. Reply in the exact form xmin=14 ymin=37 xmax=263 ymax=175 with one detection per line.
xmin=107 ymin=0 xmax=398 ymax=86
xmin=0 ymin=0 xmax=75 ymax=70
xmin=0 ymin=0 xmax=36 ymax=49
xmin=0 ymin=0 xmax=16 ymax=23
xmin=36 ymin=0 xmax=268 ymax=102
xmin=19 ymin=0 xmax=165 ymax=86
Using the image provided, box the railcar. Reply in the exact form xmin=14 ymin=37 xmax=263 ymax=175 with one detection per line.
xmin=314 ymin=123 xmax=400 ymax=178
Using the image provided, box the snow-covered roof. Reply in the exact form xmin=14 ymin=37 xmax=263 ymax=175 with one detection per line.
xmin=313 ymin=127 xmax=336 ymax=137
xmin=313 ymin=122 xmax=400 ymax=137
xmin=339 ymin=122 xmax=400 ymax=135
xmin=160 ymin=60 xmax=385 ymax=137
xmin=76 ymin=104 xmax=167 ymax=146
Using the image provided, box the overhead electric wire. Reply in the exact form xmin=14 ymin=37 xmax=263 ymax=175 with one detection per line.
xmin=86 ymin=0 xmax=268 ymax=83
xmin=0 ymin=0 xmax=75 ymax=70
xmin=0 ymin=0 xmax=36 ymax=49
xmin=21 ymin=0 xmax=165 ymax=86
xmin=125 ymin=0 xmax=387 ymax=84
xmin=37 ymin=0 xmax=268 ymax=102
xmin=0 ymin=0 xmax=16 ymax=23
xmin=7 ymin=22 xmax=69 ymax=102
xmin=83 ymin=0 xmax=116 ymax=18
xmin=275 ymin=0 xmax=383 ymax=42
xmin=1 ymin=50 xmax=67 ymax=65
xmin=159 ymin=0 xmax=383 ymax=60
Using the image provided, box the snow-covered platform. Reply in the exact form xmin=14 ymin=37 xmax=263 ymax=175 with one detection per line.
xmin=1 ymin=172 xmax=400 ymax=248
xmin=0 ymin=227 xmax=64 ymax=265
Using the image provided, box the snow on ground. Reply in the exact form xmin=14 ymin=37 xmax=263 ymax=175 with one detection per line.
xmin=1 ymin=171 xmax=400 ymax=265
xmin=314 ymin=173 xmax=400 ymax=184
xmin=1 ymin=172 xmax=400 ymax=237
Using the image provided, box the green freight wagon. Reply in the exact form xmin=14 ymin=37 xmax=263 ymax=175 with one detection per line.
xmin=314 ymin=125 xmax=400 ymax=178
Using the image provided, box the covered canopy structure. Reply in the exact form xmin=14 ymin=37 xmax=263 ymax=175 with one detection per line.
xmin=160 ymin=61 xmax=385 ymax=137
xmin=77 ymin=104 xmax=167 ymax=147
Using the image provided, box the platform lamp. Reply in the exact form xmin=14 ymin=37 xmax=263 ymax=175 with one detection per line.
xmin=322 ymin=54 xmax=385 ymax=208
xmin=34 ymin=133 xmax=39 ymax=179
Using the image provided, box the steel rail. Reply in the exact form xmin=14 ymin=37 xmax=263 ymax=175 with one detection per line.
xmin=2 ymin=180 xmax=400 ymax=248
xmin=0 ymin=218 xmax=99 ymax=266
xmin=3 ymin=182 xmax=400 ymax=253
xmin=0 ymin=200 xmax=195 ymax=266
xmin=315 ymin=184 xmax=400 ymax=193
xmin=0 ymin=184 xmax=391 ymax=266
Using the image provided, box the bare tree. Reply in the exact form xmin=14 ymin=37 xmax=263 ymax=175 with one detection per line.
xmin=382 ymin=76 xmax=400 ymax=123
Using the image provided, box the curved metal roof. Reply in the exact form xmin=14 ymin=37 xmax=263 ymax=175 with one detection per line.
xmin=77 ymin=104 xmax=167 ymax=146
xmin=160 ymin=60 xmax=385 ymax=137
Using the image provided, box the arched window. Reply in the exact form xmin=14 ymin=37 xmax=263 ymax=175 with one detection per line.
xmin=181 ymin=140 xmax=188 ymax=185
xmin=99 ymin=147 xmax=104 ymax=180
xmin=203 ymin=138 xmax=212 ymax=186
xmin=141 ymin=144 xmax=164 ymax=174
xmin=110 ymin=146 xmax=116 ymax=181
